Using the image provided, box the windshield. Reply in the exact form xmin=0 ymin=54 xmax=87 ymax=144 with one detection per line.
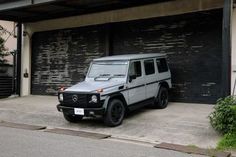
xmin=88 ymin=61 xmax=128 ymax=78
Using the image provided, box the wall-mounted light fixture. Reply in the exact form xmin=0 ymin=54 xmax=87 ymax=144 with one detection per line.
xmin=23 ymin=69 xmax=29 ymax=78
xmin=23 ymin=31 xmax=30 ymax=37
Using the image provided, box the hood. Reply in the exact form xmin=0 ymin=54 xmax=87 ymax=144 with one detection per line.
xmin=65 ymin=80 xmax=125 ymax=93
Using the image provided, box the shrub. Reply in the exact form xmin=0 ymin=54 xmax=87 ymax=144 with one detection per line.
xmin=209 ymin=96 xmax=236 ymax=135
xmin=217 ymin=133 xmax=236 ymax=150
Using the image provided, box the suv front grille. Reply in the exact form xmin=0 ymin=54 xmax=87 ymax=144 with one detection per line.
xmin=62 ymin=92 xmax=101 ymax=108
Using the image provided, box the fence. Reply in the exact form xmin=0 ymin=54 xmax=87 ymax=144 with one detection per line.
xmin=0 ymin=76 xmax=12 ymax=98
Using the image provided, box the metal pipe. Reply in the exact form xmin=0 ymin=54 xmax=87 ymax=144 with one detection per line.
xmin=233 ymin=76 xmax=236 ymax=96
xmin=16 ymin=23 xmax=22 ymax=96
xmin=10 ymin=50 xmax=17 ymax=95
xmin=222 ymin=0 xmax=233 ymax=97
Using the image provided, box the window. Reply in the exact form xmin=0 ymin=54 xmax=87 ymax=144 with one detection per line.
xmin=144 ymin=59 xmax=155 ymax=75
xmin=129 ymin=61 xmax=142 ymax=77
xmin=88 ymin=61 xmax=128 ymax=77
xmin=156 ymin=58 xmax=168 ymax=73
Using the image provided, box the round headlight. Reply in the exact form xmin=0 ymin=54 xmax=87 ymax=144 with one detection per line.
xmin=59 ymin=93 xmax=63 ymax=101
xmin=91 ymin=95 xmax=97 ymax=103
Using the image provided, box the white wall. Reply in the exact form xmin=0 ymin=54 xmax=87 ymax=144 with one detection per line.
xmin=21 ymin=0 xmax=224 ymax=96
xmin=231 ymin=8 xmax=236 ymax=95
xmin=21 ymin=24 xmax=33 ymax=96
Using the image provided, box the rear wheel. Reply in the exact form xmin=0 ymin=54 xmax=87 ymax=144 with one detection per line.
xmin=104 ymin=99 xmax=125 ymax=127
xmin=63 ymin=112 xmax=83 ymax=123
xmin=155 ymin=86 xmax=169 ymax=109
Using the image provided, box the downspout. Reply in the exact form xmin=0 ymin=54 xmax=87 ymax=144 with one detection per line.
xmin=222 ymin=0 xmax=233 ymax=97
xmin=16 ymin=23 xmax=22 ymax=96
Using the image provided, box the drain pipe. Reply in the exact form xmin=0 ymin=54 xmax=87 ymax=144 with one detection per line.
xmin=233 ymin=75 xmax=236 ymax=96
xmin=16 ymin=22 xmax=22 ymax=96
xmin=10 ymin=50 xmax=17 ymax=95
xmin=222 ymin=0 xmax=233 ymax=97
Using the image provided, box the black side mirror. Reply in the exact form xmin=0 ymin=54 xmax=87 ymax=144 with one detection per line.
xmin=82 ymin=74 xmax=86 ymax=80
xmin=83 ymin=67 xmax=88 ymax=79
xmin=129 ymin=74 xmax=137 ymax=82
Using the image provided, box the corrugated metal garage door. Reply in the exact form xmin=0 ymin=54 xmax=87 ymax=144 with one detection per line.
xmin=112 ymin=10 xmax=222 ymax=103
xmin=31 ymin=26 xmax=106 ymax=95
xmin=31 ymin=9 xmax=223 ymax=103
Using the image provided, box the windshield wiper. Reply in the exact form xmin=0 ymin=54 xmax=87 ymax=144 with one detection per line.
xmin=94 ymin=74 xmax=125 ymax=81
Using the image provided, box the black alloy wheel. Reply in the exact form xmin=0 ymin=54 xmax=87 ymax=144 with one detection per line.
xmin=104 ymin=99 xmax=125 ymax=127
xmin=155 ymin=87 xmax=169 ymax=109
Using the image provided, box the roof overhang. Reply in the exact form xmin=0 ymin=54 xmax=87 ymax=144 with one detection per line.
xmin=0 ymin=0 xmax=169 ymax=22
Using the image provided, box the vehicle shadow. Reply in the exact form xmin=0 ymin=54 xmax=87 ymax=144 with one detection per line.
xmin=68 ymin=106 xmax=156 ymax=128
xmin=65 ymin=103 xmax=174 ymax=128
xmin=125 ymin=107 xmax=153 ymax=119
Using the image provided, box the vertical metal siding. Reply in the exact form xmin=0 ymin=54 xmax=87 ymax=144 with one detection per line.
xmin=0 ymin=76 xmax=12 ymax=98
xmin=31 ymin=9 xmax=223 ymax=103
xmin=31 ymin=26 xmax=106 ymax=95
xmin=112 ymin=10 xmax=223 ymax=103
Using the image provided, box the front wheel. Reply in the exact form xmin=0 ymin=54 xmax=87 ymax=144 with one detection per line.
xmin=104 ymin=99 xmax=125 ymax=127
xmin=63 ymin=112 xmax=83 ymax=123
xmin=155 ymin=87 xmax=169 ymax=109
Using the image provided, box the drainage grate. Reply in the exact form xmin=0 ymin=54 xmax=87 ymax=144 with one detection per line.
xmin=45 ymin=128 xmax=111 ymax=139
xmin=0 ymin=121 xmax=46 ymax=130
xmin=154 ymin=143 xmax=231 ymax=157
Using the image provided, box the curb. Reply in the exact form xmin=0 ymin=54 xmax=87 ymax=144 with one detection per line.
xmin=154 ymin=142 xmax=231 ymax=157
xmin=0 ymin=121 xmax=46 ymax=130
xmin=44 ymin=128 xmax=111 ymax=139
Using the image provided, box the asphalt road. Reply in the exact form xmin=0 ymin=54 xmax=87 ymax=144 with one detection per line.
xmin=0 ymin=126 xmax=207 ymax=157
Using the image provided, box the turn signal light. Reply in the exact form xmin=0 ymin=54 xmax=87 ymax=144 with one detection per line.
xmin=59 ymin=87 xmax=66 ymax=91
xmin=96 ymin=88 xmax=103 ymax=93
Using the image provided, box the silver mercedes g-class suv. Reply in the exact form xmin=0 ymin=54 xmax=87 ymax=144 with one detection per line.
xmin=57 ymin=53 xmax=171 ymax=126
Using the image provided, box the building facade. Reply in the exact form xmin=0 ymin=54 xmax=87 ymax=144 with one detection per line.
xmin=0 ymin=0 xmax=235 ymax=103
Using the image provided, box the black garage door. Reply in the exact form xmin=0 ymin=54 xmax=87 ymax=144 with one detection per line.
xmin=31 ymin=26 xmax=106 ymax=95
xmin=31 ymin=9 xmax=223 ymax=103
xmin=112 ymin=10 xmax=223 ymax=103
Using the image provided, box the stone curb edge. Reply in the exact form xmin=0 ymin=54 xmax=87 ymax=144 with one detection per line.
xmin=0 ymin=121 xmax=46 ymax=130
xmin=154 ymin=142 xmax=231 ymax=157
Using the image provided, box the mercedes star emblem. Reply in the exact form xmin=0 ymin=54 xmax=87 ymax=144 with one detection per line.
xmin=72 ymin=95 xmax=78 ymax=102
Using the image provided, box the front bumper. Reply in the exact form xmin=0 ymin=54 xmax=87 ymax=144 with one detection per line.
xmin=57 ymin=104 xmax=105 ymax=116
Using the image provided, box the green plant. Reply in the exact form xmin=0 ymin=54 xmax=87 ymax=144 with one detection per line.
xmin=0 ymin=36 xmax=9 ymax=65
xmin=209 ymin=96 xmax=236 ymax=135
xmin=217 ymin=133 xmax=236 ymax=150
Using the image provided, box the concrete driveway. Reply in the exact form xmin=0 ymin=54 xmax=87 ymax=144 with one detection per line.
xmin=0 ymin=95 xmax=220 ymax=148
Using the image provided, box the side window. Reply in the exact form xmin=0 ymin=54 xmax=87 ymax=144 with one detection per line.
xmin=144 ymin=59 xmax=155 ymax=75
xmin=129 ymin=61 xmax=142 ymax=77
xmin=156 ymin=58 xmax=168 ymax=73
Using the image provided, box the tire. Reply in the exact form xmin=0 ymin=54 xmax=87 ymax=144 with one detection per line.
xmin=63 ymin=112 xmax=83 ymax=123
xmin=155 ymin=86 xmax=169 ymax=109
xmin=104 ymin=99 xmax=125 ymax=127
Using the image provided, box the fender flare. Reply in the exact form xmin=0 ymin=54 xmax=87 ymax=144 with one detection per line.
xmin=103 ymin=92 xmax=128 ymax=109
xmin=155 ymin=81 xmax=169 ymax=98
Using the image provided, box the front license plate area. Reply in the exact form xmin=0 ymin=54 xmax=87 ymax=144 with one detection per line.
xmin=74 ymin=108 xmax=84 ymax=115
